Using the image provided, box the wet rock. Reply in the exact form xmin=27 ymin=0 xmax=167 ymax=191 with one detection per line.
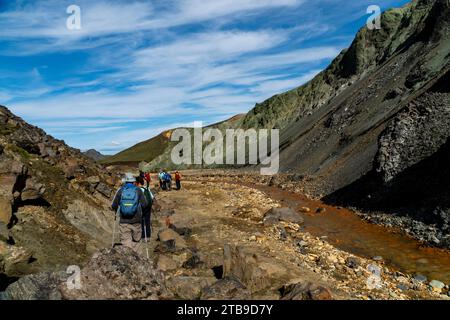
xmin=280 ymin=282 xmax=333 ymax=300
xmin=201 ymin=276 xmax=250 ymax=300
xmin=429 ymin=280 xmax=445 ymax=293
xmin=1 ymin=271 xmax=66 ymax=300
xmin=316 ymin=207 xmax=327 ymax=214
xmin=167 ymin=276 xmax=216 ymax=300
xmin=60 ymin=247 xmax=171 ymax=300
xmin=263 ymin=207 xmax=304 ymax=225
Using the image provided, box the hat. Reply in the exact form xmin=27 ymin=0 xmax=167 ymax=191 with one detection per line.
xmin=123 ymin=172 xmax=136 ymax=183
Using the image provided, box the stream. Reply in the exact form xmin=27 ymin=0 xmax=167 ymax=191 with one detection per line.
xmin=241 ymin=182 xmax=450 ymax=284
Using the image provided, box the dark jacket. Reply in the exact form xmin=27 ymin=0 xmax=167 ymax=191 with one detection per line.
xmin=111 ymin=183 xmax=149 ymax=224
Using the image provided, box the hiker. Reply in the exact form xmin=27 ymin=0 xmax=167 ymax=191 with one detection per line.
xmin=175 ymin=171 xmax=182 ymax=190
xmin=164 ymin=171 xmax=173 ymax=191
xmin=111 ymin=173 xmax=149 ymax=254
xmin=144 ymin=171 xmax=151 ymax=188
xmin=135 ymin=176 xmax=154 ymax=239
xmin=159 ymin=170 xmax=166 ymax=191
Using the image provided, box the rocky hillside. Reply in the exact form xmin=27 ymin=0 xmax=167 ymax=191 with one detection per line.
xmin=0 ymin=106 xmax=120 ymax=289
xmin=245 ymin=0 xmax=450 ymax=246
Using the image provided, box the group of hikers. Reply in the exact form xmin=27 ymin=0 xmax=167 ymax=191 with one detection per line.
xmin=110 ymin=170 xmax=182 ymax=256
xmin=158 ymin=170 xmax=182 ymax=191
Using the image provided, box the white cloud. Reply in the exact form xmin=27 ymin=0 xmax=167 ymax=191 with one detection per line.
xmin=2 ymin=0 xmax=349 ymax=154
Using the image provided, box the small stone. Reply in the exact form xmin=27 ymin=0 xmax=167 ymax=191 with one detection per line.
xmin=316 ymin=207 xmax=326 ymax=214
xmin=413 ymin=274 xmax=428 ymax=283
xmin=429 ymin=280 xmax=445 ymax=293
xmin=397 ymin=284 xmax=408 ymax=291
xmin=372 ymin=256 xmax=383 ymax=262
xmin=249 ymin=235 xmax=257 ymax=241
xmin=345 ymin=257 xmax=360 ymax=269
xmin=299 ymin=207 xmax=311 ymax=213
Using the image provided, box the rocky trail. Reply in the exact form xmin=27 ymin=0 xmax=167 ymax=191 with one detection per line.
xmin=147 ymin=177 xmax=450 ymax=300
xmin=2 ymin=172 xmax=450 ymax=300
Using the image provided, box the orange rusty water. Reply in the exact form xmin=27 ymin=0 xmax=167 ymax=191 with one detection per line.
xmin=240 ymin=182 xmax=450 ymax=284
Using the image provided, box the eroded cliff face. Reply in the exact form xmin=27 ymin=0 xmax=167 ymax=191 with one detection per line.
xmin=239 ymin=0 xmax=450 ymax=242
xmin=0 ymin=106 xmax=121 ymax=283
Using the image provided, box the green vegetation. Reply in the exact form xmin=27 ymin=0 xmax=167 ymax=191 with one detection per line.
xmin=7 ymin=144 xmax=31 ymax=160
xmin=101 ymin=132 xmax=171 ymax=165
xmin=0 ymin=124 xmax=18 ymax=136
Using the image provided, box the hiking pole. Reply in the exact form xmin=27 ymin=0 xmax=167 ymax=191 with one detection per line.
xmin=111 ymin=208 xmax=119 ymax=249
xmin=143 ymin=219 xmax=150 ymax=260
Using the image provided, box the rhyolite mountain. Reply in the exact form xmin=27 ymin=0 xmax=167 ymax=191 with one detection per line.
xmin=108 ymin=0 xmax=450 ymax=246
xmin=0 ymin=106 xmax=121 ymax=289
xmin=102 ymin=114 xmax=246 ymax=169
xmin=83 ymin=149 xmax=107 ymax=162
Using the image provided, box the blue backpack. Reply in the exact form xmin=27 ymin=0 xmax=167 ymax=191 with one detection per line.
xmin=120 ymin=184 xmax=139 ymax=218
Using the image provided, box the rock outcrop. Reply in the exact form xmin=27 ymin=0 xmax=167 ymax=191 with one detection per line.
xmin=1 ymin=247 xmax=171 ymax=300
xmin=0 ymin=106 xmax=120 ymax=281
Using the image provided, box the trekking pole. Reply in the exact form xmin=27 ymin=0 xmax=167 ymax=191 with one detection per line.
xmin=143 ymin=219 xmax=150 ymax=260
xmin=111 ymin=208 xmax=119 ymax=249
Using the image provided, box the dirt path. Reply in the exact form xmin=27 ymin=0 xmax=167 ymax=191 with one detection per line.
xmin=149 ymin=179 xmax=449 ymax=300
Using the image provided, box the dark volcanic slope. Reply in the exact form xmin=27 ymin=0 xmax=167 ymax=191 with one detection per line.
xmin=243 ymin=0 xmax=450 ymax=243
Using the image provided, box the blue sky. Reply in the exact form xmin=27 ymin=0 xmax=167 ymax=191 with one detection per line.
xmin=0 ymin=0 xmax=410 ymax=154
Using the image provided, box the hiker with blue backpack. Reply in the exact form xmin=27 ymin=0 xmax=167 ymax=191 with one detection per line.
xmin=111 ymin=173 xmax=149 ymax=255
xmin=164 ymin=171 xmax=173 ymax=191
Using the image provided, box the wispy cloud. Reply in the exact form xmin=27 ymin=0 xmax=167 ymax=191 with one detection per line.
xmin=1 ymin=0 xmax=410 ymax=154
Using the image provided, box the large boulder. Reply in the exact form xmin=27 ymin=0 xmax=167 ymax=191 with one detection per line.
xmin=20 ymin=178 xmax=45 ymax=202
xmin=2 ymin=245 xmax=34 ymax=277
xmin=167 ymin=213 xmax=193 ymax=236
xmin=157 ymin=228 xmax=187 ymax=251
xmin=1 ymin=271 xmax=66 ymax=300
xmin=280 ymin=282 xmax=333 ymax=300
xmin=167 ymin=276 xmax=216 ymax=300
xmin=59 ymin=247 xmax=171 ymax=300
xmin=201 ymin=276 xmax=250 ymax=300
xmin=222 ymin=244 xmax=288 ymax=292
